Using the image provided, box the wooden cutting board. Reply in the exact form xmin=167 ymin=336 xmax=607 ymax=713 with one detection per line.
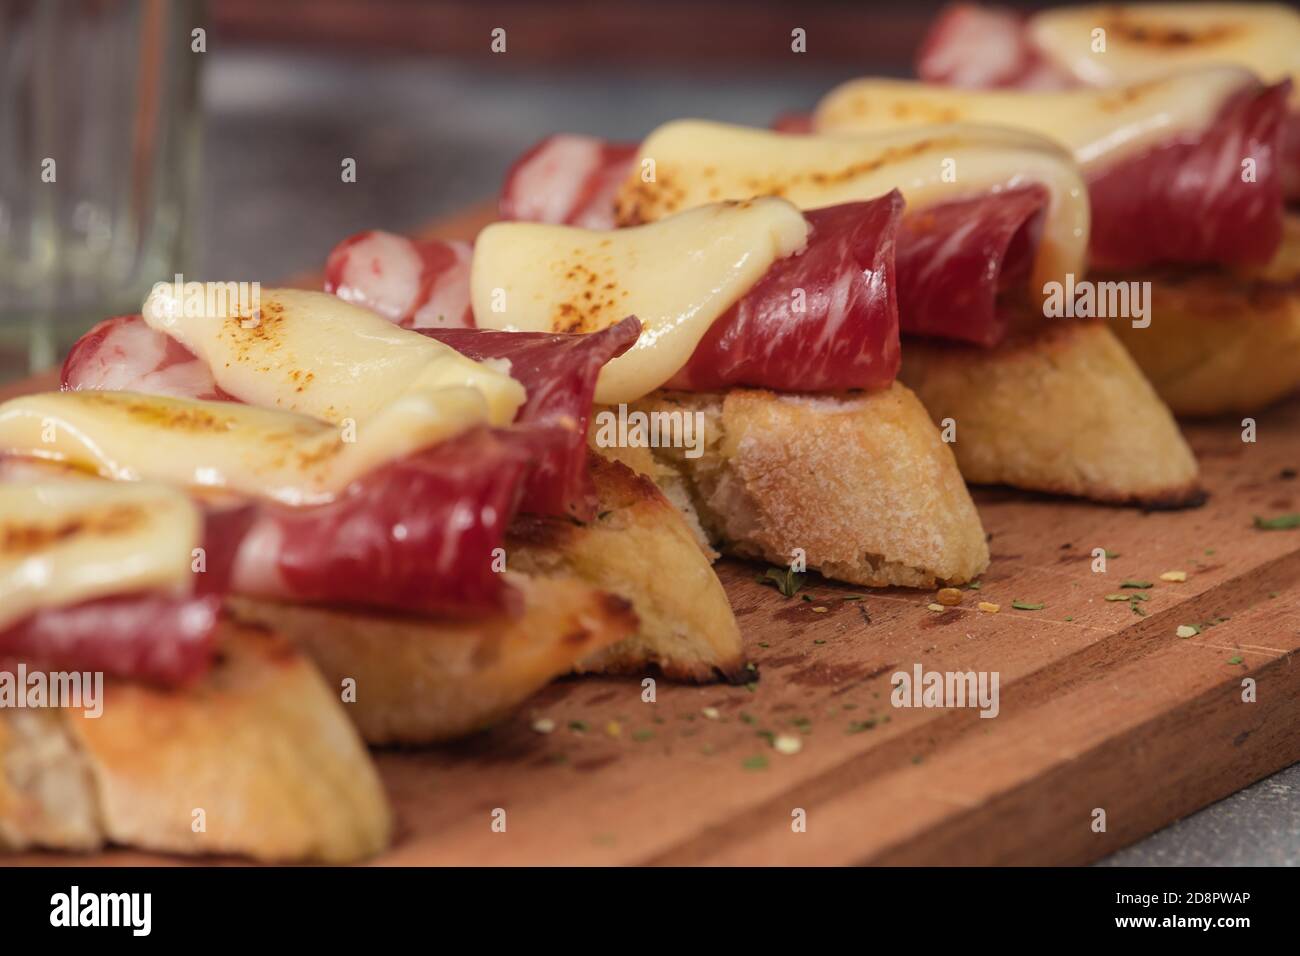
xmin=7 ymin=206 xmax=1300 ymax=866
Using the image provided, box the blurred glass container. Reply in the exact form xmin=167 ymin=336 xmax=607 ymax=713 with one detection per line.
xmin=0 ymin=0 xmax=202 ymax=380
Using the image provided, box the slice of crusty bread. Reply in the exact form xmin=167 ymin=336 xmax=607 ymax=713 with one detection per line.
xmin=0 ymin=620 xmax=391 ymax=863
xmin=598 ymin=384 xmax=989 ymax=589
xmin=508 ymin=455 xmax=745 ymax=683
xmin=900 ymin=320 xmax=1204 ymax=508
xmin=1109 ymin=267 xmax=1300 ymax=418
xmin=227 ymin=574 xmax=637 ymax=746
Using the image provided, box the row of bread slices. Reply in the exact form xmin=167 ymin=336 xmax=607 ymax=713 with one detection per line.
xmin=3 ymin=0 xmax=1299 ymax=863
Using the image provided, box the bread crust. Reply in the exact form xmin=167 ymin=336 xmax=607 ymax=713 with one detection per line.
xmin=228 ymin=575 xmax=637 ymax=746
xmin=1106 ymin=213 xmax=1300 ymax=417
xmin=900 ymin=321 xmax=1204 ymax=508
xmin=607 ymin=384 xmax=989 ymax=588
xmin=1110 ymin=277 xmax=1300 ymax=419
xmin=1 ymin=620 xmax=391 ymax=863
xmin=508 ymin=455 xmax=746 ymax=683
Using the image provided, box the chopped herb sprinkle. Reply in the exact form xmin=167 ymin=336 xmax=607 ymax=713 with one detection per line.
xmin=1011 ymin=600 xmax=1045 ymax=611
xmin=759 ymin=566 xmax=806 ymax=597
xmin=1254 ymin=514 xmax=1300 ymax=530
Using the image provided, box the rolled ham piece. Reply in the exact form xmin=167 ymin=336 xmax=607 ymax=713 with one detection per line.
xmin=498 ymin=130 xmax=1054 ymax=347
xmin=59 ymin=309 xmax=640 ymax=617
xmin=916 ymin=2 xmax=1300 ymax=200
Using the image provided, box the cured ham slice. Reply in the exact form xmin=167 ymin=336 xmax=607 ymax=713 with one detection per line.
xmin=1086 ymin=82 xmax=1288 ymax=269
xmin=62 ymin=313 xmax=228 ymax=400
xmin=0 ymin=591 xmax=222 ymax=686
xmin=0 ymin=503 xmax=251 ymax=686
xmin=324 ymin=231 xmax=474 ymax=329
xmin=895 ymin=186 xmax=1047 ymax=346
xmin=58 ymin=309 xmax=634 ymax=614
xmin=499 ymin=134 xmax=637 ymax=230
xmin=500 ymin=134 xmax=1043 ymax=348
xmin=423 ymin=317 xmax=641 ymax=519
xmin=916 ymin=3 xmax=1300 ymax=199
xmin=917 ymin=4 xmax=1072 ymax=89
xmin=664 ymin=197 xmax=903 ymax=390
xmin=240 ymin=427 xmax=533 ymax=618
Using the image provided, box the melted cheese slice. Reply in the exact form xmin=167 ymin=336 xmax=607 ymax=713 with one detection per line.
xmin=0 ymin=480 xmax=199 ymax=633
xmin=0 ymin=389 xmax=488 ymax=507
xmin=615 ymin=120 xmax=1089 ymax=308
xmin=471 ymin=198 xmax=810 ymax=403
xmin=141 ymin=285 xmax=524 ymax=427
xmin=814 ymin=66 xmax=1258 ymax=168
xmin=1031 ymin=4 xmax=1300 ymax=104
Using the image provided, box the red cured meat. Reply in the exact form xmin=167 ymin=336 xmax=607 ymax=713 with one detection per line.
xmin=0 ymin=505 xmax=253 ymax=686
xmin=422 ymin=317 xmax=641 ymax=519
xmin=917 ymin=4 xmax=1073 ymax=90
xmin=0 ymin=592 xmax=222 ymax=687
xmin=916 ymin=3 xmax=1300 ymax=206
xmin=258 ymin=427 xmax=533 ymax=618
xmin=62 ymin=313 xmax=230 ymax=400
xmin=1085 ymin=82 xmax=1289 ymax=270
xmin=665 ymin=195 xmax=903 ymax=391
xmin=499 ymin=134 xmax=637 ymax=230
xmin=895 ymin=186 xmax=1048 ymax=347
xmin=498 ymin=133 xmax=1054 ymax=348
xmin=325 ymin=231 xmax=474 ymax=329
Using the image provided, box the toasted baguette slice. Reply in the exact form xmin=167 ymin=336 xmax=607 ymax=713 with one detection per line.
xmin=228 ymin=574 xmax=636 ymax=746
xmin=508 ymin=455 xmax=745 ymax=683
xmin=0 ymin=620 xmax=390 ymax=863
xmin=598 ymin=384 xmax=989 ymax=588
xmin=900 ymin=321 xmax=1204 ymax=508
xmin=1108 ymin=221 xmax=1300 ymax=417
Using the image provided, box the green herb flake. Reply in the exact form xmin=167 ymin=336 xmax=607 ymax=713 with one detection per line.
xmin=1104 ymin=550 xmax=1120 ymax=559
xmin=742 ymin=754 xmax=769 ymax=771
xmin=760 ymin=566 xmax=806 ymax=598
xmin=1011 ymin=600 xmax=1045 ymax=611
xmin=568 ymin=720 xmax=589 ymax=734
xmin=632 ymin=729 xmax=655 ymax=742
xmin=1104 ymin=593 xmax=1132 ymax=602
xmin=846 ymin=718 xmax=879 ymax=734
xmin=1120 ymin=580 xmax=1153 ymax=589
xmin=1228 ymin=655 xmax=1244 ymax=666
xmin=1254 ymin=514 xmax=1300 ymax=530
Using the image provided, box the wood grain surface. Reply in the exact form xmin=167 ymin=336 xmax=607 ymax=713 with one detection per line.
xmin=7 ymin=207 xmax=1300 ymax=866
